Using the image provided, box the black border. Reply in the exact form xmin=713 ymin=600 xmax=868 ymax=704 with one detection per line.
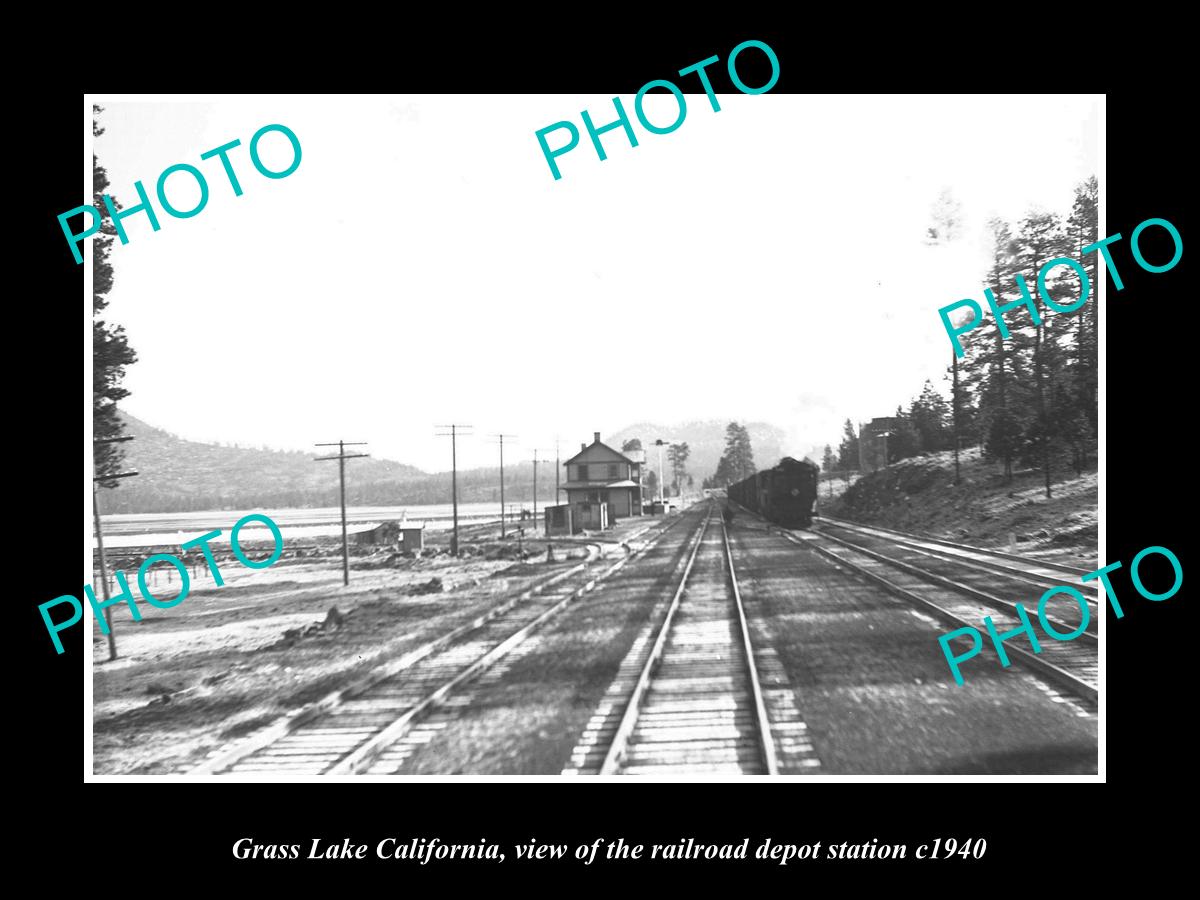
xmin=20 ymin=24 xmax=1191 ymax=885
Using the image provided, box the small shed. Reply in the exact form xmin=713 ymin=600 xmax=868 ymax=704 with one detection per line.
xmin=573 ymin=500 xmax=608 ymax=532
xmin=400 ymin=525 xmax=425 ymax=553
xmin=545 ymin=504 xmax=573 ymax=536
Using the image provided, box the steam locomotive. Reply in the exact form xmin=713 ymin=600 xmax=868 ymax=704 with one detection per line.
xmin=726 ymin=456 xmax=819 ymax=528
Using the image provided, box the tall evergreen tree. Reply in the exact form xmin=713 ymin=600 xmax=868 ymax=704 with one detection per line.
xmin=93 ymin=107 xmax=138 ymax=484
xmin=735 ymin=425 xmax=754 ymax=476
xmin=821 ymin=444 xmax=836 ymax=476
xmin=713 ymin=422 xmax=755 ymax=485
xmin=909 ymin=380 xmax=951 ymax=452
xmin=962 ymin=218 xmax=1030 ymax=482
xmin=836 ymin=418 xmax=860 ymax=477
xmin=1065 ymin=176 xmax=1099 ymax=455
xmin=887 ymin=406 xmax=920 ymax=463
xmin=1011 ymin=210 xmax=1068 ymax=497
xmin=668 ymin=442 xmax=690 ymax=492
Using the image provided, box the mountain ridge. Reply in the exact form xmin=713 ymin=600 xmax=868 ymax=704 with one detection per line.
xmin=100 ymin=413 xmax=810 ymax=513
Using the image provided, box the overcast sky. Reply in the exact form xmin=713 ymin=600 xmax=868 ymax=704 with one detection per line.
xmin=91 ymin=94 xmax=1100 ymax=472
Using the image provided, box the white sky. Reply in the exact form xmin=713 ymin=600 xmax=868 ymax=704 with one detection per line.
xmin=93 ymin=94 xmax=1100 ymax=472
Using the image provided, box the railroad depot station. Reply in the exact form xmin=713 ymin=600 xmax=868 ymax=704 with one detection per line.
xmin=545 ymin=432 xmax=650 ymax=535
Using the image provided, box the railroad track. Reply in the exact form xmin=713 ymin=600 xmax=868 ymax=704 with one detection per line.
xmin=778 ymin=526 xmax=1097 ymax=703
xmin=591 ymin=503 xmax=780 ymax=775
xmin=190 ymin=513 xmax=691 ymax=775
xmin=819 ymin=515 xmax=1084 ymax=583
xmin=812 ymin=520 xmax=1098 ymax=638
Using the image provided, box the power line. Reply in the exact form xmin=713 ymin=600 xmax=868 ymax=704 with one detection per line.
xmin=489 ymin=434 xmax=517 ymax=539
xmin=315 ymin=440 xmax=369 ymax=585
xmin=531 ymin=448 xmax=552 ymax=537
xmin=435 ymin=425 xmax=472 ymax=556
xmin=555 ymin=436 xmax=562 ymax=505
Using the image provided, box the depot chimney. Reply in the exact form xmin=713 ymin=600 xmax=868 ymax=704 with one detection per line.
xmin=594 ymin=432 xmax=600 ymax=444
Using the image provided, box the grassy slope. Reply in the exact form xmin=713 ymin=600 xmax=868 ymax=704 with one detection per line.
xmin=823 ymin=448 xmax=1097 ymax=565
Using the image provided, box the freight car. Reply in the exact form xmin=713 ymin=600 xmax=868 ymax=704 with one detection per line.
xmin=726 ymin=457 xmax=819 ymax=528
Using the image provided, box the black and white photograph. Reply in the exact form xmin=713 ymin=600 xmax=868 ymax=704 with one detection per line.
xmin=80 ymin=92 xmax=1103 ymax=779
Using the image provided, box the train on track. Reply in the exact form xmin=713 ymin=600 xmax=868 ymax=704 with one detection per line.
xmin=726 ymin=456 xmax=819 ymax=528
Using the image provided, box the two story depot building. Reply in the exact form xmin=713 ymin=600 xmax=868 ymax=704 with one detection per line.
xmin=546 ymin=432 xmax=646 ymax=534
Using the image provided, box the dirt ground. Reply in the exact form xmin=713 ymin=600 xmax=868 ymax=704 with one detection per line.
xmin=825 ymin=448 xmax=1097 ymax=567
xmin=91 ymin=515 xmax=661 ymax=774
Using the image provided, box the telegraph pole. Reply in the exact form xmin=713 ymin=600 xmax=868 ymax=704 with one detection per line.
xmin=655 ymin=439 xmax=665 ymax=502
xmin=436 ymin=425 xmax=472 ymax=555
xmin=952 ymin=349 xmax=962 ymax=485
xmin=532 ymin=449 xmax=552 ymax=537
xmin=92 ymin=435 xmax=138 ymax=662
xmin=315 ymin=440 xmax=369 ymax=585
xmin=555 ymin=437 xmax=561 ymax=504
xmin=490 ymin=434 xmax=517 ymax=539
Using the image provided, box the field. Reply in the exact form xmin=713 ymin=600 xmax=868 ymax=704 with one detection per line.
xmin=101 ymin=501 xmax=534 ymax=536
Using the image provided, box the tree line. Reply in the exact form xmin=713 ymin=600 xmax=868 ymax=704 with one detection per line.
xmin=823 ymin=177 xmax=1099 ymax=497
xmin=93 ymin=107 xmax=138 ymax=484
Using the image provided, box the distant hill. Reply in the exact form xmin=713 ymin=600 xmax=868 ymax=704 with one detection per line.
xmin=102 ymin=413 xmax=427 ymax=513
xmin=99 ymin=414 xmax=812 ymax=514
xmin=102 ymin=413 xmax=588 ymax=513
xmin=605 ymin=421 xmax=790 ymax=483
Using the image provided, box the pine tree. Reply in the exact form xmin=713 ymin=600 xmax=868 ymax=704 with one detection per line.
xmin=1065 ymin=176 xmax=1099 ymax=460
xmin=888 ymin=406 xmax=920 ymax=462
xmin=821 ymin=444 xmax=836 ymax=476
xmin=735 ymin=425 xmax=754 ymax=475
xmin=836 ymin=419 xmax=859 ymax=479
xmin=713 ymin=422 xmax=755 ymax=485
xmin=668 ymin=442 xmax=690 ymax=492
xmin=962 ymin=218 xmax=1030 ymax=482
xmin=909 ymin=380 xmax=951 ymax=452
xmin=93 ymin=106 xmax=138 ymax=484
xmin=1011 ymin=210 xmax=1068 ymax=497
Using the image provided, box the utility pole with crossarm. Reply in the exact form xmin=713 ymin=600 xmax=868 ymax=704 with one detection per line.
xmin=436 ymin=425 xmax=472 ymax=555
xmin=315 ymin=440 xmax=369 ymax=585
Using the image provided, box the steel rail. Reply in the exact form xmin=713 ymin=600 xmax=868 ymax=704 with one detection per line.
xmin=194 ymin=513 xmax=690 ymax=775
xmin=819 ymin=514 xmax=1083 ymax=576
xmin=598 ymin=506 xmax=714 ymax=775
xmin=802 ymin=529 xmax=1096 ymax=646
xmin=816 ymin=519 xmax=1083 ymax=594
xmin=719 ymin=512 xmax=778 ymax=775
xmin=795 ymin=533 xmax=1097 ymax=703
